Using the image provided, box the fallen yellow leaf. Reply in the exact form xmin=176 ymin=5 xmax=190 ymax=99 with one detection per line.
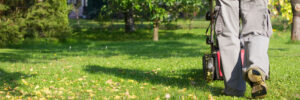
xmin=208 ymin=94 xmax=214 ymax=100
xmin=106 ymin=79 xmax=113 ymax=84
xmin=114 ymin=95 xmax=121 ymax=100
xmin=155 ymin=97 xmax=160 ymax=100
xmin=178 ymin=88 xmax=187 ymax=92
xmin=22 ymin=79 xmax=29 ymax=86
xmin=128 ymin=95 xmax=137 ymax=99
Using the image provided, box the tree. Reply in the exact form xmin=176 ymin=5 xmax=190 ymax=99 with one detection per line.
xmin=144 ymin=0 xmax=202 ymax=41
xmin=102 ymin=0 xmax=142 ymax=33
xmin=179 ymin=0 xmax=201 ymax=30
xmin=145 ymin=0 xmax=172 ymax=41
xmin=0 ymin=0 xmax=36 ymax=47
xmin=25 ymin=0 xmax=72 ymax=39
xmin=0 ymin=3 xmax=9 ymax=15
xmin=291 ymin=0 xmax=300 ymax=40
xmin=270 ymin=0 xmax=300 ymax=41
xmin=83 ymin=0 xmax=105 ymax=19
xmin=0 ymin=0 xmax=72 ymax=47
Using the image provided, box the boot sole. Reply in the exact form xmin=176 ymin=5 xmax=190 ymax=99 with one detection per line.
xmin=247 ymin=69 xmax=267 ymax=99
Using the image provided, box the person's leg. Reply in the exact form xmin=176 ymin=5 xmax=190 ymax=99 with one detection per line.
xmin=216 ymin=0 xmax=246 ymax=96
xmin=240 ymin=0 xmax=272 ymax=98
xmin=241 ymin=0 xmax=272 ymax=81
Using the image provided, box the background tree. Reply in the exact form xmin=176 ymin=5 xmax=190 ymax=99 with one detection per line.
xmin=145 ymin=0 xmax=172 ymax=41
xmin=25 ymin=0 xmax=72 ymax=39
xmin=179 ymin=0 xmax=201 ymax=30
xmin=165 ymin=1 xmax=181 ymax=26
xmin=0 ymin=3 xmax=9 ymax=15
xmin=0 ymin=0 xmax=72 ymax=47
xmin=291 ymin=0 xmax=300 ymax=40
xmin=270 ymin=0 xmax=300 ymax=41
xmin=83 ymin=0 xmax=105 ymax=19
xmin=102 ymin=0 xmax=142 ymax=33
xmin=0 ymin=0 xmax=36 ymax=47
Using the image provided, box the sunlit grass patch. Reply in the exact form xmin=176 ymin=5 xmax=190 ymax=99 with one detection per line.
xmin=0 ymin=19 xmax=299 ymax=99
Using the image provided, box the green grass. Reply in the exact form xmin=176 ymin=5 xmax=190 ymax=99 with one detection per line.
xmin=0 ymin=19 xmax=299 ymax=99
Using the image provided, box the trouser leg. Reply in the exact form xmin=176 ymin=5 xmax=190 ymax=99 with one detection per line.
xmin=243 ymin=36 xmax=270 ymax=78
xmin=240 ymin=0 xmax=272 ymax=77
xmin=216 ymin=0 xmax=246 ymax=96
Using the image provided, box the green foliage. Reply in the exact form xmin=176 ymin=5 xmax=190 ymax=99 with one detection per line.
xmin=100 ymin=0 xmax=204 ymax=26
xmin=25 ymin=0 xmax=72 ymax=39
xmin=0 ymin=0 xmax=72 ymax=47
xmin=269 ymin=0 xmax=293 ymax=23
xmin=83 ymin=0 xmax=105 ymax=19
xmin=179 ymin=0 xmax=202 ymax=19
xmin=145 ymin=0 xmax=171 ymax=22
xmin=100 ymin=0 xmax=142 ymax=18
xmin=0 ymin=0 xmax=28 ymax=47
xmin=0 ymin=19 xmax=25 ymax=47
xmin=99 ymin=0 xmax=144 ymax=25
xmin=0 ymin=3 xmax=9 ymax=11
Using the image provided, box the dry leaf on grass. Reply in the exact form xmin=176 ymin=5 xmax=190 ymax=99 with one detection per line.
xmin=208 ymin=94 xmax=214 ymax=100
xmin=21 ymin=79 xmax=29 ymax=86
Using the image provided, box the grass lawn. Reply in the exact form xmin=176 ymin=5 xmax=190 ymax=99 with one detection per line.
xmin=0 ymin=19 xmax=299 ymax=99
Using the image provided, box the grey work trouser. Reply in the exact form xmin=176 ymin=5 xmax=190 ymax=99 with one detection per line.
xmin=215 ymin=0 xmax=273 ymax=96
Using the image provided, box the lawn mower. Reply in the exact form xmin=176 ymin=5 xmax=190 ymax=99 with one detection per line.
xmin=202 ymin=0 xmax=245 ymax=82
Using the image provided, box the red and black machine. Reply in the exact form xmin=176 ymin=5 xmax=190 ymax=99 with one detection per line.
xmin=202 ymin=0 xmax=245 ymax=82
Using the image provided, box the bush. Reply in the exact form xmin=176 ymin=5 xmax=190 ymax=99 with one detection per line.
xmin=0 ymin=0 xmax=72 ymax=47
xmin=25 ymin=0 xmax=72 ymax=40
xmin=0 ymin=19 xmax=25 ymax=47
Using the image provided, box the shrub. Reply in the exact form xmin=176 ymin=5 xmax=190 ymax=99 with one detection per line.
xmin=25 ymin=0 xmax=72 ymax=40
xmin=0 ymin=0 xmax=72 ymax=47
xmin=0 ymin=19 xmax=25 ymax=47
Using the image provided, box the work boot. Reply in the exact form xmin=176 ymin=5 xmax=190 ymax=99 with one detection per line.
xmin=246 ymin=67 xmax=267 ymax=99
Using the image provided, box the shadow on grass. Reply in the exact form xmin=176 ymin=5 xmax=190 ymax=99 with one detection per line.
xmin=72 ymin=25 xmax=205 ymax=41
xmin=269 ymin=48 xmax=289 ymax=51
xmin=0 ymin=68 xmax=35 ymax=96
xmin=2 ymin=40 xmax=208 ymax=63
xmin=0 ymin=48 xmax=60 ymax=64
xmin=83 ymin=65 xmax=224 ymax=96
xmin=0 ymin=19 xmax=208 ymax=63
xmin=70 ymin=19 xmax=209 ymax=32
xmin=70 ymin=19 xmax=208 ymax=41
xmin=0 ymin=52 xmax=28 ymax=63
xmin=286 ymin=40 xmax=300 ymax=45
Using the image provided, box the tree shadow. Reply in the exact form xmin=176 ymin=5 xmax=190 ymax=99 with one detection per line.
xmin=2 ymin=40 xmax=209 ymax=63
xmin=0 ymin=68 xmax=35 ymax=96
xmin=72 ymin=24 xmax=206 ymax=41
xmin=0 ymin=52 xmax=28 ymax=63
xmin=83 ymin=65 xmax=224 ymax=96
xmin=95 ymin=41 xmax=207 ymax=59
xmin=269 ymin=48 xmax=289 ymax=51
xmin=1 ymin=19 xmax=209 ymax=63
xmin=0 ymin=48 xmax=60 ymax=63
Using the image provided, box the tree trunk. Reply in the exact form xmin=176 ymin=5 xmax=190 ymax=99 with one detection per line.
xmin=76 ymin=9 xmax=80 ymax=25
xmin=153 ymin=21 xmax=160 ymax=41
xmin=291 ymin=0 xmax=300 ymax=41
xmin=110 ymin=19 xmax=114 ymax=29
xmin=124 ymin=10 xmax=135 ymax=33
xmin=140 ymin=19 xmax=144 ymax=29
xmin=188 ymin=19 xmax=192 ymax=30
